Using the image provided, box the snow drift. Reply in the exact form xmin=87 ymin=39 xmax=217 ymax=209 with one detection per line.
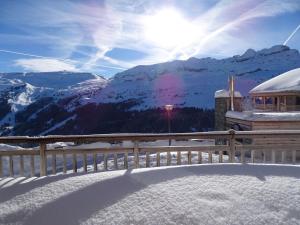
xmin=0 ymin=164 xmax=299 ymax=225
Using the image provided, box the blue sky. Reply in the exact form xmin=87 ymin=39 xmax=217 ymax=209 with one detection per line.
xmin=0 ymin=0 xmax=300 ymax=77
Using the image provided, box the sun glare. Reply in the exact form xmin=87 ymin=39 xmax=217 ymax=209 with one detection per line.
xmin=143 ymin=9 xmax=199 ymax=49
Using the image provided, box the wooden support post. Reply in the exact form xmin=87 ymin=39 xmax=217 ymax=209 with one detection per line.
xmin=52 ymin=154 xmax=56 ymax=175
xmin=156 ymin=152 xmax=160 ymax=167
xmin=177 ymin=151 xmax=181 ymax=165
xmin=63 ymin=153 xmax=67 ymax=174
xmin=263 ymin=150 xmax=266 ymax=163
xmin=20 ymin=155 xmax=24 ymax=176
xmin=9 ymin=156 xmax=14 ymax=177
xmin=167 ymin=152 xmax=171 ymax=166
xmin=188 ymin=151 xmax=192 ymax=164
xmin=73 ymin=153 xmax=77 ymax=173
xmin=218 ymin=151 xmax=223 ymax=163
xmin=93 ymin=153 xmax=98 ymax=171
xmin=229 ymin=129 xmax=235 ymax=163
xmin=198 ymin=151 xmax=202 ymax=164
xmin=124 ymin=152 xmax=128 ymax=169
xmin=114 ymin=153 xmax=118 ymax=169
xmin=134 ymin=141 xmax=139 ymax=168
xmin=30 ymin=155 xmax=35 ymax=177
xmin=83 ymin=153 xmax=87 ymax=173
xmin=40 ymin=143 xmax=47 ymax=176
xmin=145 ymin=152 xmax=150 ymax=168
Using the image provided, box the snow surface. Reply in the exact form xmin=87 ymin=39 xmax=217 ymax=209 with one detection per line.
xmin=0 ymin=164 xmax=299 ymax=225
xmin=214 ymin=89 xmax=242 ymax=98
xmin=226 ymin=110 xmax=300 ymax=121
xmin=250 ymin=68 xmax=300 ymax=94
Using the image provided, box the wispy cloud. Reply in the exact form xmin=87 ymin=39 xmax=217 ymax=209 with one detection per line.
xmin=15 ymin=58 xmax=77 ymax=72
xmin=1 ymin=0 xmax=300 ymax=74
xmin=284 ymin=24 xmax=300 ymax=45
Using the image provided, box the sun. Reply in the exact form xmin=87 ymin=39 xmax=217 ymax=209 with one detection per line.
xmin=143 ymin=8 xmax=198 ymax=49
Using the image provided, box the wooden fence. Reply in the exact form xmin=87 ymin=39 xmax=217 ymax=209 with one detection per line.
xmin=0 ymin=129 xmax=299 ymax=177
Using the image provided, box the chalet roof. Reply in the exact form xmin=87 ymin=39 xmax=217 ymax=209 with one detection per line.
xmin=250 ymin=68 xmax=300 ymax=94
xmin=226 ymin=110 xmax=300 ymax=121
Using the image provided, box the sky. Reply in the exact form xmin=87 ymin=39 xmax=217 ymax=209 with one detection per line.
xmin=0 ymin=0 xmax=300 ymax=77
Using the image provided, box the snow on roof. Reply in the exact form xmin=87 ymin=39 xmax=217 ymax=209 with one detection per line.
xmin=226 ymin=110 xmax=300 ymax=121
xmin=215 ymin=89 xmax=242 ymax=98
xmin=1 ymin=164 xmax=300 ymax=225
xmin=250 ymin=68 xmax=300 ymax=94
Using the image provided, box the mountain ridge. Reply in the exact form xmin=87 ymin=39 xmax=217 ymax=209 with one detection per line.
xmin=1 ymin=44 xmax=300 ymax=135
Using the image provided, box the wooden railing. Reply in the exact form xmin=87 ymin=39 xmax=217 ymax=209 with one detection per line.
xmin=0 ymin=130 xmax=299 ymax=177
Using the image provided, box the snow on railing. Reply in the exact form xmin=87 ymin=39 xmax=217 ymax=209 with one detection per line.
xmin=0 ymin=129 xmax=299 ymax=177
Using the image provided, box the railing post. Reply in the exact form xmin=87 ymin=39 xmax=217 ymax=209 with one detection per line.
xmin=229 ymin=129 xmax=235 ymax=163
xmin=134 ymin=141 xmax=139 ymax=168
xmin=40 ymin=143 xmax=47 ymax=176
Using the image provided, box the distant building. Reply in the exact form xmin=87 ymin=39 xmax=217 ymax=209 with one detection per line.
xmin=215 ymin=68 xmax=300 ymax=131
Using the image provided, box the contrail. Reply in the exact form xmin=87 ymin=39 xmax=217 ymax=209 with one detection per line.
xmin=283 ymin=24 xmax=300 ymax=45
xmin=0 ymin=49 xmax=125 ymax=70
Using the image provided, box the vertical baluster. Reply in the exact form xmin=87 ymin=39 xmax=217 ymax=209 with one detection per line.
xmin=20 ymin=155 xmax=24 ymax=176
xmin=52 ymin=154 xmax=56 ymax=175
xmin=30 ymin=155 xmax=35 ymax=177
xmin=292 ymin=150 xmax=296 ymax=164
xmin=251 ymin=150 xmax=255 ymax=163
xmin=73 ymin=153 xmax=77 ymax=173
xmin=104 ymin=153 xmax=108 ymax=171
xmin=114 ymin=153 xmax=118 ymax=169
xmin=0 ymin=156 xmax=2 ymax=177
xmin=93 ymin=153 xmax=98 ymax=171
xmin=188 ymin=151 xmax=192 ymax=164
xmin=198 ymin=151 xmax=202 ymax=164
xmin=241 ymin=149 xmax=245 ymax=164
xmin=177 ymin=151 xmax=181 ymax=165
xmin=124 ymin=152 xmax=128 ymax=169
xmin=219 ymin=151 xmax=223 ymax=163
xmin=63 ymin=153 xmax=67 ymax=174
xmin=9 ymin=155 xmax=14 ymax=177
xmin=146 ymin=152 xmax=150 ymax=168
xmin=272 ymin=150 xmax=276 ymax=163
xmin=208 ymin=152 xmax=212 ymax=163
xmin=281 ymin=151 xmax=286 ymax=163
xmin=263 ymin=150 xmax=266 ymax=163
xmin=167 ymin=152 xmax=171 ymax=166
xmin=156 ymin=152 xmax=160 ymax=167
xmin=83 ymin=153 xmax=87 ymax=173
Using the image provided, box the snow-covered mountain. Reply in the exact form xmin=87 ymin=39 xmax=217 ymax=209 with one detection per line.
xmin=0 ymin=71 xmax=107 ymax=134
xmin=88 ymin=45 xmax=300 ymax=109
xmin=1 ymin=45 xmax=300 ymax=135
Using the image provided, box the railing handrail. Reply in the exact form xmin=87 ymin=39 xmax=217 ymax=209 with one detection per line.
xmin=1 ymin=129 xmax=300 ymax=143
xmin=0 ymin=129 xmax=299 ymax=177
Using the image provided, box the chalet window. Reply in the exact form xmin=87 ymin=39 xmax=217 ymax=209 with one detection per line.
xmin=255 ymin=97 xmax=263 ymax=104
xmin=265 ymin=97 xmax=273 ymax=104
xmin=296 ymin=97 xmax=300 ymax=105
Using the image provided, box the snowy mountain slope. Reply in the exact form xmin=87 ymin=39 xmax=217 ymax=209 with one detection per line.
xmin=89 ymin=45 xmax=300 ymax=109
xmin=0 ymin=71 xmax=107 ymax=134
xmin=1 ymin=45 xmax=300 ymax=135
